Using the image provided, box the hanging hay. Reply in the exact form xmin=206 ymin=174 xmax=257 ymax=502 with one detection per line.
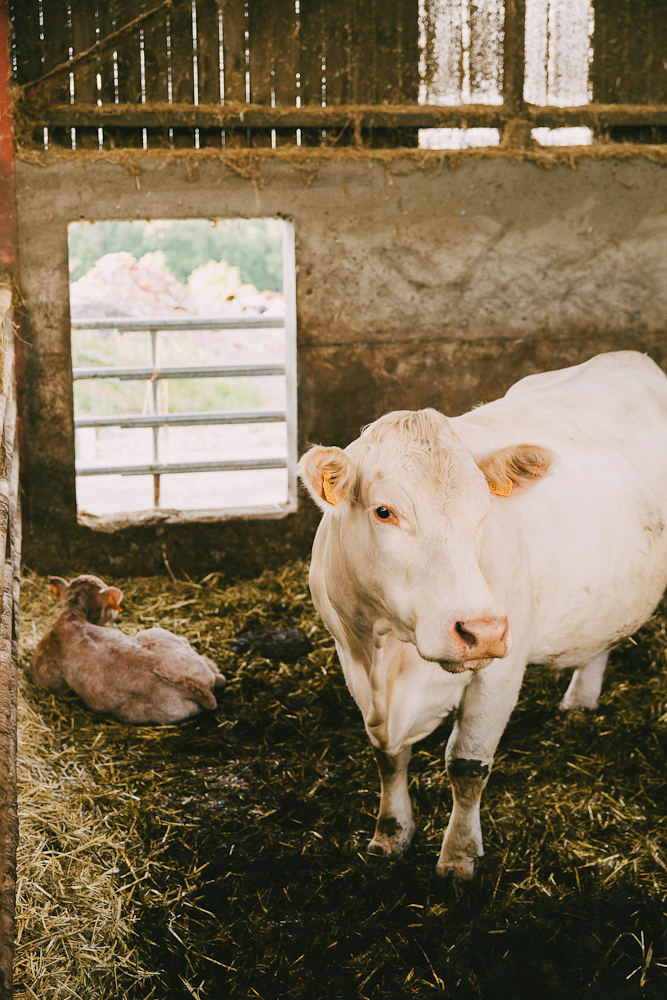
xmin=13 ymin=563 xmax=667 ymax=999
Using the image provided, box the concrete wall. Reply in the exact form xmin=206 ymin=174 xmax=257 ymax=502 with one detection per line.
xmin=14 ymin=150 xmax=667 ymax=576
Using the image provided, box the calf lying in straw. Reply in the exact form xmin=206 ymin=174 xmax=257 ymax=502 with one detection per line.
xmin=28 ymin=575 xmax=226 ymax=724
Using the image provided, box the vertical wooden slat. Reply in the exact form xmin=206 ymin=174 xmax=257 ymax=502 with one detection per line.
xmin=372 ymin=0 xmax=418 ymax=147
xmin=70 ymin=1 xmax=99 ymax=149
xmin=221 ymin=0 xmax=247 ymax=146
xmin=196 ymin=0 xmax=223 ymax=147
xmin=143 ymin=4 xmax=170 ymax=147
xmin=503 ymin=0 xmax=526 ymax=114
xmin=39 ymin=0 xmax=71 ymax=148
xmin=299 ymin=0 xmax=325 ymax=146
xmin=248 ymin=0 xmax=274 ymax=147
xmin=591 ymin=0 xmax=667 ymax=142
xmin=8 ymin=0 xmax=42 ymax=86
xmin=111 ymin=0 xmax=146 ymax=147
xmin=350 ymin=0 xmax=376 ymax=106
xmin=397 ymin=0 xmax=420 ymax=102
xmin=272 ymin=0 xmax=297 ymax=147
xmin=170 ymin=1 xmax=196 ymax=146
xmin=323 ymin=0 xmax=354 ymax=145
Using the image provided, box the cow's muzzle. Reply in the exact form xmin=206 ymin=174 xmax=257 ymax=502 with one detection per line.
xmin=453 ymin=616 xmax=510 ymax=660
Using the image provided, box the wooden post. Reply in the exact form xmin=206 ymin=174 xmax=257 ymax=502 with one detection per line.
xmin=502 ymin=0 xmax=526 ymax=115
xmin=0 ymin=25 xmax=18 ymax=996
xmin=0 ymin=3 xmax=27 ymax=516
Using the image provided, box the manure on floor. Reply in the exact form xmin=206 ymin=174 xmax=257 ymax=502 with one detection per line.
xmin=14 ymin=562 xmax=667 ymax=999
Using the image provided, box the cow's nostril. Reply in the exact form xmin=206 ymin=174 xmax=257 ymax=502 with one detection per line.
xmin=455 ymin=621 xmax=477 ymax=648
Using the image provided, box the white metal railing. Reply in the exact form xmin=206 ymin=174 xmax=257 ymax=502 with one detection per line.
xmin=73 ymin=315 xmax=291 ymax=506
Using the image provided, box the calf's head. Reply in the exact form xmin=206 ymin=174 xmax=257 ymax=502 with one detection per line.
xmin=50 ymin=575 xmax=123 ymax=625
xmin=299 ymin=409 xmax=552 ymax=672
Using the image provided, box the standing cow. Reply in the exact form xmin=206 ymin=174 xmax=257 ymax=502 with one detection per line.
xmin=298 ymin=351 xmax=667 ymax=878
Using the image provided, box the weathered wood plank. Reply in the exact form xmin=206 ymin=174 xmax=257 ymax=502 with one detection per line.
xmin=8 ymin=0 xmax=42 ymax=87
xmin=268 ymin=0 xmax=296 ymax=147
xmin=366 ymin=1 xmax=419 ymax=148
xmin=322 ymin=0 xmax=354 ymax=145
xmin=298 ymin=0 xmax=325 ymax=147
xmin=221 ymin=0 xmax=247 ymax=147
xmin=70 ymin=1 xmax=99 ymax=150
xmin=39 ymin=100 xmax=667 ymax=131
xmin=112 ymin=0 xmax=146 ymax=148
xmin=170 ymin=1 xmax=196 ymax=146
xmin=503 ymin=0 xmax=526 ymax=114
xmin=0 ymin=369 xmax=18 ymax=1000
xmin=39 ymin=0 xmax=71 ymax=147
xmin=143 ymin=3 xmax=170 ymax=147
xmin=196 ymin=0 xmax=223 ymax=148
xmin=248 ymin=0 xmax=275 ymax=148
xmin=591 ymin=0 xmax=667 ymax=143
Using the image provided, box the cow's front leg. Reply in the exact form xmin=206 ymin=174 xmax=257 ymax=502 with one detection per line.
xmin=367 ymin=746 xmax=415 ymax=858
xmin=437 ymin=658 xmax=526 ymax=879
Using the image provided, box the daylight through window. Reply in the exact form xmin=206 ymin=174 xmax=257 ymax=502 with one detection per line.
xmin=68 ymin=218 xmax=297 ymax=522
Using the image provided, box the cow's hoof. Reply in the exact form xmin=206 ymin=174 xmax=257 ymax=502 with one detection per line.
xmin=435 ymin=855 xmax=477 ymax=880
xmin=558 ymin=697 xmax=598 ymax=712
xmin=367 ymin=836 xmax=409 ymax=859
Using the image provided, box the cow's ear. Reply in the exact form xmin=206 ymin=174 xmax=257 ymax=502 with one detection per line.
xmin=298 ymin=445 xmax=357 ymax=511
xmin=477 ymin=444 xmax=554 ymax=497
xmin=48 ymin=576 xmax=69 ymax=600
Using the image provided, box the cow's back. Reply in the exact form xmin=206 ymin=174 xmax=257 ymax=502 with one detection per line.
xmin=453 ymin=351 xmax=667 ymax=455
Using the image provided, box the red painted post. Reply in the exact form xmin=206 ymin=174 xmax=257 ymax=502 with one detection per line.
xmin=0 ymin=2 xmax=28 ymax=518
xmin=0 ymin=3 xmax=17 ymax=277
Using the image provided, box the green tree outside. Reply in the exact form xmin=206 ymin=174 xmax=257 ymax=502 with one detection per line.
xmin=68 ymin=218 xmax=284 ymax=291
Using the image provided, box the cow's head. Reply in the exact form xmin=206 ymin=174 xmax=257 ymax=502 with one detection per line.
xmin=299 ymin=409 xmax=553 ymax=672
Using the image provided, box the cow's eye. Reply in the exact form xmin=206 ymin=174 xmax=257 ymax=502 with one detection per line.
xmin=375 ymin=506 xmax=394 ymax=520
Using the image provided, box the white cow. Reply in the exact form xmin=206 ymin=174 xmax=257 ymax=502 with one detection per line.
xmin=298 ymin=351 xmax=667 ymax=878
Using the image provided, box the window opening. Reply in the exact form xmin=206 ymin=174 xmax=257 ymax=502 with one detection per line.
xmin=418 ymin=0 xmax=594 ymax=150
xmin=68 ymin=218 xmax=297 ymax=522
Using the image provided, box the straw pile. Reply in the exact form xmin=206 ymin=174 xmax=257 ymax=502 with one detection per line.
xmin=14 ymin=563 xmax=667 ymax=999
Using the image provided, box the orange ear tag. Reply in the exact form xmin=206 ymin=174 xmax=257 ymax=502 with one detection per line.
xmin=322 ymin=472 xmax=338 ymax=506
xmin=50 ymin=585 xmax=59 ymax=597
xmin=489 ymin=478 xmax=513 ymax=497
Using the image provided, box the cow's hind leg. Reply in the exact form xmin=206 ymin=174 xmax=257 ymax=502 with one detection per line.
xmin=559 ymin=649 xmax=610 ymax=712
xmin=367 ymin=746 xmax=415 ymax=858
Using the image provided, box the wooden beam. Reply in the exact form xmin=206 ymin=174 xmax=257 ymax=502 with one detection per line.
xmin=503 ymin=0 xmax=526 ymax=114
xmin=29 ymin=101 xmax=667 ymax=132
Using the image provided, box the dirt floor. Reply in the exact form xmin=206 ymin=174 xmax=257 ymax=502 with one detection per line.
xmin=13 ymin=562 xmax=667 ymax=999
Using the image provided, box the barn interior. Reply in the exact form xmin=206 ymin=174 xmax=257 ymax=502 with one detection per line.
xmin=1 ymin=1 xmax=667 ymax=997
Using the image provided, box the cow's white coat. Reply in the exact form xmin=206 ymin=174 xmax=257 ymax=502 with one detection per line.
xmin=300 ymin=352 xmax=667 ymax=877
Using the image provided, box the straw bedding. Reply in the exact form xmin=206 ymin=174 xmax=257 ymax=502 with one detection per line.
xmin=13 ymin=563 xmax=667 ymax=999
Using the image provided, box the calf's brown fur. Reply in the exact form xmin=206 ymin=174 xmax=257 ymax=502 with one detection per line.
xmin=28 ymin=575 xmax=226 ymax=724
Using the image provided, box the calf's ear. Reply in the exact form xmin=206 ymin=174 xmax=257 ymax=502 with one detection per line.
xmin=95 ymin=586 xmax=123 ymax=612
xmin=477 ymin=444 xmax=554 ymax=497
xmin=48 ymin=576 xmax=69 ymax=600
xmin=298 ymin=445 xmax=357 ymax=512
